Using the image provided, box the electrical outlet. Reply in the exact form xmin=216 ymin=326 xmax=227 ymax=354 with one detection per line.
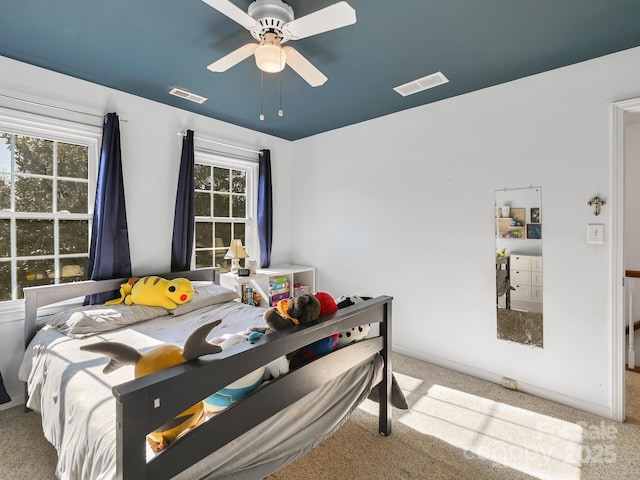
xmin=501 ymin=377 xmax=518 ymax=390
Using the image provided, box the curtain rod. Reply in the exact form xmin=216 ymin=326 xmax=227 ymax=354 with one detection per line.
xmin=0 ymin=93 xmax=127 ymax=122
xmin=178 ymin=131 xmax=260 ymax=155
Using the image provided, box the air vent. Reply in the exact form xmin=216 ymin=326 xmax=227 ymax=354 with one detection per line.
xmin=393 ymin=72 xmax=449 ymax=97
xmin=169 ymin=87 xmax=207 ymax=104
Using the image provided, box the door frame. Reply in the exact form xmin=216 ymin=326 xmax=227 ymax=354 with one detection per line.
xmin=611 ymin=97 xmax=640 ymax=422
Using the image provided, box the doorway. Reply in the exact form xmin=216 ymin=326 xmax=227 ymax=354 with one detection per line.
xmin=613 ymin=98 xmax=640 ymax=424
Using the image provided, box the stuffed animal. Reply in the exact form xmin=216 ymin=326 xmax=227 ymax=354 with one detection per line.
xmin=203 ymin=333 xmax=266 ymax=414
xmin=105 ymin=276 xmax=194 ymax=310
xmin=259 ymin=292 xmax=341 ymax=369
xmin=263 ymin=293 xmax=321 ymax=331
xmin=80 ymin=320 xmax=222 ymax=452
xmin=335 ymin=295 xmax=372 ymax=347
xmin=200 ymin=330 xmax=290 ymax=414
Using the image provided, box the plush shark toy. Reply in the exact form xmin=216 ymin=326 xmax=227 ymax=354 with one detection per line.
xmin=80 ymin=320 xmax=222 ymax=451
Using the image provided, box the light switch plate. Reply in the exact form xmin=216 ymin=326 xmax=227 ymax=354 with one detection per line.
xmin=588 ymin=224 xmax=604 ymax=244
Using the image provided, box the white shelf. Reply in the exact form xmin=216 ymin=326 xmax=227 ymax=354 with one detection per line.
xmin=220 ymin=264 xmax=315 ymax=308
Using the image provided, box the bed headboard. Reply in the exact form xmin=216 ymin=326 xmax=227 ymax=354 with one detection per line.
xmin=23 ymin=268 xmax=220 ymax=349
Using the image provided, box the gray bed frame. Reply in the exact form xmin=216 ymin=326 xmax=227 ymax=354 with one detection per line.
xmin=23 ymin=267 xmax=393 ymax=480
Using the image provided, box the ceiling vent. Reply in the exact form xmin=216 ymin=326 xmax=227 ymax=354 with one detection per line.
xmin=393 ymin=72 xmax=449 ymax=97
xmin=169 ymin=87 xmax=208 ymax=104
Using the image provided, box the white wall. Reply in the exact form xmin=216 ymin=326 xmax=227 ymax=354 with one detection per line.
xmin=291 ymin=47 xmax=640 ymax=418
xmin=0 ymin=56 xmax=294 ymax=408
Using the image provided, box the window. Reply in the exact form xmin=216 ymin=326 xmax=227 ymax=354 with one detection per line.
xmin=0 ymin=109 xmax=99 ymax=302
xmin=193 ymin=151 xmax=257 ymax=273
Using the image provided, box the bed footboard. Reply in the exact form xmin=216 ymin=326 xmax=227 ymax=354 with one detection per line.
xmin=113 ymin=295 xmax=393 ymax=480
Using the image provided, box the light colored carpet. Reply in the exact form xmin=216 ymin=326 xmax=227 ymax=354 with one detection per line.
xmin=3 ymin=353 xmax=640 ymax=480
xmin=626 ymin=370 xmax=640 ymax=425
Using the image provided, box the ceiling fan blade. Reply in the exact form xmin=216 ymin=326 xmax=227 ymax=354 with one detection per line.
xmin=201 ymin=0 xmax=260 ymax=30
xmin=282 ymin=1 xmax=356 ymax=40
xmin=207 ymin=43 xmax=258 ymax=72
xmin=283 ymin=46 xmax=327 ymax=87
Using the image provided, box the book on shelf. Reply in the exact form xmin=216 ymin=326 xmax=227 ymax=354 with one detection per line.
xmin=270 ymin=291 xmax=290 ymax=306
xmin=240 ymin=284 xmax=261 ymax=306
xmin=269 ymin=277 xmax=289 ymax=290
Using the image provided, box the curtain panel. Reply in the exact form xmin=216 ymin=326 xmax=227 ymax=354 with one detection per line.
xmin=171 ymin=130 xmax=195 ymax=272
xmin=258 ymin=149 xmax=273 ymax=268
xmin=85 ymin=112 xmax=132 ymax=304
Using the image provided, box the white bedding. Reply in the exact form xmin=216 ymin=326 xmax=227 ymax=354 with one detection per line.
xmin=19 ymin=299 xmax=381 ymax=480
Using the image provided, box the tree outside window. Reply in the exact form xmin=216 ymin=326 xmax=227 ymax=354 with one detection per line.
xmin=0 ymin=130 xmax=94 ymax=302
xmin=194 ymin=159 xmax=253 ymax=273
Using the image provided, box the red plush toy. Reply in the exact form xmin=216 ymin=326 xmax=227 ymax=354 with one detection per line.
xmin=290 ymin=292 xmax=339 ymax=368
xmin=315 ymin=291 xmax=338 ymax=316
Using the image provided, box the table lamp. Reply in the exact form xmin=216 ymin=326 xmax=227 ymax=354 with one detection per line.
xmin=225 ymin=239 xmax=249 ymax=274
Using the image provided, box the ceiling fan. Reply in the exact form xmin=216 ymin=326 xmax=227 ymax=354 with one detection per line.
xmin=202 ymin=0 xmax=357 ymax=87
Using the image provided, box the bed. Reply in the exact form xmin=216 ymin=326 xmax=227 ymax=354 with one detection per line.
xmin=19 ymin=268 xmax=394 ymax=480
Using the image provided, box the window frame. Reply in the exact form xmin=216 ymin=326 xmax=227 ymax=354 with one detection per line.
xmin=193 ymin=149 xmax=259 ymax=272
xmin=0 ymin=107 xmax=100 ymax=315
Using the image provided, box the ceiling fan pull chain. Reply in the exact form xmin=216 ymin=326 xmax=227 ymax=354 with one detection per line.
xmin=259 ymin=70 xmax=265 ymax=121
xmin=279 ymin=52 xmax=284 ymax=117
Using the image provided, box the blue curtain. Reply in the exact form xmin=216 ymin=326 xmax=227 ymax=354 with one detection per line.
xmin=258 ymin=149 xmax=273 ymax=268
xmin=85 ymin=113 xmax=131 ymax=304
xmin=171 ymin=130 xmax=195 ymax=271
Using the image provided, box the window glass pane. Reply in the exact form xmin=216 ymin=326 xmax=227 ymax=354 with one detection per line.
xmin=232 ymin=195 xmax=246 ymax=218
xmin=0 ymin=174 xmax=9 ymax=210
xmin=0 ymin=132 xmax=11 ymax=176
xmin=195 ymin=221 xmax=213 ymax=248
xmin=195 ymin=191 xmax=211 ymax=216
xmin=233 ymin=223 xmax=246 ymax=245
xmin=0 ymin=262 xmax=10 ymax=302
xmin=16 ymin=219 xmax=54 ymax=256
xmin=58 ymin=180 xmax=88 ymax=213
xmin=59 ymin=220 xmax=88 ymax=254
xmin=216 ymin=253 xmax=230 ymax=271
xmin=57 ymin=142 xmax=88 ymax=179
xmin=15 ymin=177 xmax=53 ymax=212
xmin=231 ymin=170 xmax=246 ymax=194
xmin=17 ymin=259 xmax=55 ymax=299
xmin=60 ymin=258 xmax=87 ymax=281
xmin=14 ymin=136 xmax=53 ymax=175
xmin=214 ymin=193 xmax=230 ymax=217
xmin=215 ymin=222 xmax=231 ymax=247
xmin=194 ymin=164 xmax=211 ymax=190
xmin=196 ymin=250 xmax=213 ymax=269
xmin=0 ymin=219 xmax=9 ymax=257
xmin=213 ymin=167 xmax=230 ymax=192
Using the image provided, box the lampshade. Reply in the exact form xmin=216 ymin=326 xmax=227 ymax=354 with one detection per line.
xmin=224 ymin=239 xmax=249 ymax=260
xmin=254 ymin=37 xmax=286 ymax=73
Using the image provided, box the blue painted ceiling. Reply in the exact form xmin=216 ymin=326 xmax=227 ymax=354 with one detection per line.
xmin=1 ymin=1 xmax=640 ymax=140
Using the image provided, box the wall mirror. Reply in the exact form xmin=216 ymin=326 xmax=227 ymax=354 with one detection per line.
xmin=495 ymin=187 xmax=543 ymax=347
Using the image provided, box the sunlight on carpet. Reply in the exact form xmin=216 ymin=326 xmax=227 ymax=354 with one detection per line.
xmin=395 ymin=384 xmax=584 ymax=480
xmin=357 ymin=371 xmax=589 ymax=480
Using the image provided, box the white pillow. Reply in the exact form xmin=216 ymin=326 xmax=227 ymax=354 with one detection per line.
xmin=170 ymin=283 xmax=239 ymax=316
xmin=45 ymin=303 xmax=169 ymax=338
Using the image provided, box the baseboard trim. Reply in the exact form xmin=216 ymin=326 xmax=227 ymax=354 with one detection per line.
xmin=394 ymin=345 xmax=614 ymax=420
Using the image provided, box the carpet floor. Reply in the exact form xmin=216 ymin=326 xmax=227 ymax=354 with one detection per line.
xmin=2 ymin=353 xmax=640 ymax=479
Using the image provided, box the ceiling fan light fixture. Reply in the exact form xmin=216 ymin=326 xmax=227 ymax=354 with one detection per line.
xmin=255 ymin=43 xmax=286 ymax=73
